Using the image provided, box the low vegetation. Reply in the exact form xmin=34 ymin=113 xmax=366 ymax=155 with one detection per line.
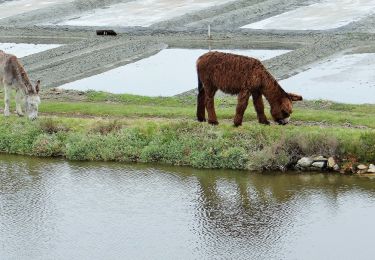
xmin=0 ymin=90 xmax=374 ymax=171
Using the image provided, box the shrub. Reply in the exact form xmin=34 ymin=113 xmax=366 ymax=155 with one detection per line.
xmin=247 ymin=138 xmax=290 ymax=171
xmin=65 ymin=128 xmax=151 ymax=162
xmin=32 ymin=134 xmax=63 ymax=157
xmin=357 ymin=132 xmax=375 ymax=162
xmin=38 ymin=118 xmax=69 ymax=134
xmin=220 ymin=147 xmax=249 ymax=170
xmin=0 ymin=120 xmax=41 ymax=154
xmin=285 ymin=132 xmax=339 ymax=158
xmin=65 ymin=134 xmax=103 ymax=161
xmin=111 ymin=129 xmax=151 ymax=162
xmin=89 ymin=120 xmax=123 ymax=135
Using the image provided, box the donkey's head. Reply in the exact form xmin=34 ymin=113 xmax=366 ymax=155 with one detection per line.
xmin=26 ymin=80 xmax=41 ymax=120
xmin=270 ymin=92 xmax=303 ymax=125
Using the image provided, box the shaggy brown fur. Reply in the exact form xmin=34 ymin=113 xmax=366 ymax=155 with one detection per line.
xmin=196 ymin=51 xmax=303 ymax=126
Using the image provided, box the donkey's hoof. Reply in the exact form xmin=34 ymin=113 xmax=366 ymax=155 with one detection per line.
xmin=17 ymin=113 xmax=24 ymax=117
xmin=197 ymin=117 xmax=206 ymax=122
xmin=4 ymin=111 xmax=10 ymax=117
xmin=208 ymin=120 xmax=219 ymax=125
xmin=259 ymin=118 xmax=270 ymax=125
xmin=234 ymin=122 xmax=242 ymax=127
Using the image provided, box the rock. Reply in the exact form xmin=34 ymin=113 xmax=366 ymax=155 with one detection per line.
xmin=297 ymin=157 xmax=313 ymax=168
xmin=327 ymin=157 xmax=336 ymax=169
xmin=333 ymin=164 xmax=340 ymax=171
xmin=368 ymin=164 xmax=375 ymax=173
xmin=312 ymin=161 xmax=326 ymax=169
xmin=357 ymin=164 xmax=368 ymax=171
xmin=357 ymin=169 xmax=368 ymax=174
xmin=313 ymin=155 xmax=328 ymax=162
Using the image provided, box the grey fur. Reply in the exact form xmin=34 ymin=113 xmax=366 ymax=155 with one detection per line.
xmin=0 ymin=51 xmax=41 ymax=120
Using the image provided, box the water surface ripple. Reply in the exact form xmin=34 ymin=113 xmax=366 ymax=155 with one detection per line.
xmin=1 ymin=155 xmax=375 ymax=259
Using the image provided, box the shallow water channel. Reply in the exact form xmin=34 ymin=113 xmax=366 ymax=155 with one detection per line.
xmin=242 ymin=0 xmax=375 ymax=30
xmin=1 ymin=154 xmax=375 ymax=259
xmin=60 ymin=48 xmax=290 ymax=96
xmin=0 ymin=43 xmax=61 ymax=57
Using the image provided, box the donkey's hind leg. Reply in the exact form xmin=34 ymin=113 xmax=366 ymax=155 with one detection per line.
xmin=15 ymin=89 xmax=24 ymax=117
xmin=234 ymin=90 xmax=251 ymax=127
xmin=197 ymin=85 xmax=206 ymax=122
xmin=3 ymin=83 xmax=11 ymax=117
xmin=205 ymin=89 xmax=218 ymax=125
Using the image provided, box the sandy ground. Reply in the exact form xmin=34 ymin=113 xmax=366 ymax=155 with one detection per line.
xmin=0 ymin=0 xmax=374 ymax=103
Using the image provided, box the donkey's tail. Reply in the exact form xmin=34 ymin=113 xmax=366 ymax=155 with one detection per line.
xmin=196 ymin=74 xmax=206 ymax=122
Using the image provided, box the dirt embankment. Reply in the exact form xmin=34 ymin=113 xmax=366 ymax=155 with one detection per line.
xmin=20 ymin=34 xmax=167 ymax=87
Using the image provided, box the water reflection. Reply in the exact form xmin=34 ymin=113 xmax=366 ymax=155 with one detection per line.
xmin=1 ymin=155 xmax=375 ymax=259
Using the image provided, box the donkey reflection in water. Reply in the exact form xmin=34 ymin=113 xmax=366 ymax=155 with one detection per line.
xmin=196 ymin=51 xmax=303 ymax=126
xmin=0 ymin=51 xmax=41 ymax=120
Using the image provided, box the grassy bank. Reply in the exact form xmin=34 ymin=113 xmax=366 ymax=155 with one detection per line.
xmin=0 ymin=90 xmax=374 ymax=171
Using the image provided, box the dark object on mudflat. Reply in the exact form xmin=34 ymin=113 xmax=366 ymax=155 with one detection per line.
xmin=96 ymin=30 xmax=117 ymax=36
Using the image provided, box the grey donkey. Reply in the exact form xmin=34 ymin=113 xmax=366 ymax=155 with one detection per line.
xmin=0 ymin=50 xmax=41 ymax=120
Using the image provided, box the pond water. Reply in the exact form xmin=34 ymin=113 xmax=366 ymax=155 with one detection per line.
xmin=281 ymin=53 xmax=375 ymax=104
xmin=58 ymin=0 xmax=234 ymax=27
xmin=1 ymin=154 xmax=375 ymax=260
xmin=0 ymin=0 xmax=73 ymax=20
xmin=242 ymin=0 xmax=375 ymax=30
xmin=0 ymin=43 xmax=61 ymax=58
xmin=59 ymin=48 xmax=290 ymax=96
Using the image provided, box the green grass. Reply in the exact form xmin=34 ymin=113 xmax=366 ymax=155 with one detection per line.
xmin=0 ymin=90 xmax=374 ymax=171
xmin=36 ymin=99 xmax=375 ymax=128
xmin=3 ymin=90 xmax=375 ymax=127
xmin=0 ymin=114 xmax=373 ymax=171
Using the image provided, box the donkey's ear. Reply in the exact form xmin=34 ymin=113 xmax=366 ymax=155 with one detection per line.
xmin=288 ymin=92 xmax=303 ymax=101
xmin=35 ymin=80 xmax=41 ymax=94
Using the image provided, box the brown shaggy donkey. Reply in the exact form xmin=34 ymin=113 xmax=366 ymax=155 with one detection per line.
xmin=196 ymin=51 xmax=303 ymax=126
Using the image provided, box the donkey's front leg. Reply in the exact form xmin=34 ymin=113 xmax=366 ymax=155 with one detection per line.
xmin=3 ymin=84 xmax=11 ymax=117
xmin=252 ymin=91 xmax=270 ymax=125
xmin=234 ymin=90 xmax=251 ymax=127
xmin=15 ymin=89 xmax=24 ymax=117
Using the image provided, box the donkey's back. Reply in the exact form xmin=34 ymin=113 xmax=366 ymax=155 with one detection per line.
xmin=0 ymin=50 xmax=11 ymax=79
xmin=196 ymin=51 xmax=265 ymax=95
xmin=0 ymin=51 xmax=20 ymax=84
